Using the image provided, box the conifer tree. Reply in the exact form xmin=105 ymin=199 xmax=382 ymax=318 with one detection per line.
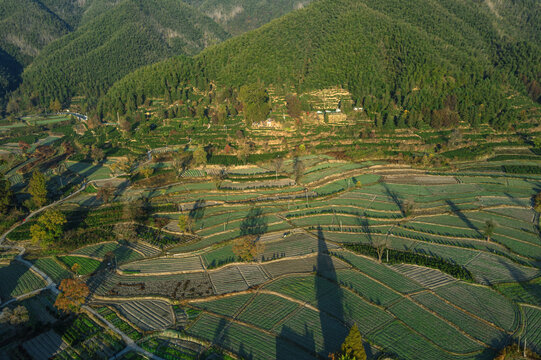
xmin=341 ymin=324 xmax=366 ymax=360
xmin=28 ymin=170 xmax=47 ymax=208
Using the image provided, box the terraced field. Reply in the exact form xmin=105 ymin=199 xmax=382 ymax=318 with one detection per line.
xmin=120 ymin=256 xmax=204 ymax=274
xmin=521 ymin=305 xmax=541 ymax=355
xmin=0 ymin=261 xmax=47 ymax=301
xmin=31 ymin=257 xmax=72 ymax=283
xmin=58 ymin=256 xmax=102 ymax=275
xmin=72 ymin=242 xmax=144 ymax=263
xmin=114 ymin=300 xmax=174 ymax=331
xmin=7 ymin=156 xmax=541 ymax=360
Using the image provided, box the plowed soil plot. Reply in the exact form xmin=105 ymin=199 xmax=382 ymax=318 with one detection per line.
xmin=97 ymin=272 xmax=214 ymax=299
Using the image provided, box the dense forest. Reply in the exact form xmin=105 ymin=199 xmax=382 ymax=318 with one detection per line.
xmin=1 ymin=0 xmax=316 ymax=112
xmin=0 ymin=0 xmax=73 ymax=106
xmin=18 ymin=0 xmax=229 ymax=109
xmin=98 ymin=0 xmax=541 ymax=131
xmin=0 ymin=0 xmax=126 ymax=108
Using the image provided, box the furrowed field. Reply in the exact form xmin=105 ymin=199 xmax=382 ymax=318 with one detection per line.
xmin=2 ymin=154 xmax=541 ymax=360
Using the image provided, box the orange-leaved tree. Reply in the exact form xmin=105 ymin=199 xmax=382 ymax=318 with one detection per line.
xmin=232 ymin=235 xmax=264 ymax=262
xmin=54 ymin=278 xmax=89 ymax=313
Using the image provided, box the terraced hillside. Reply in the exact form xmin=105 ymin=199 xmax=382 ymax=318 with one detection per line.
xmin=2 ymin=154 xmax=541 ymax=359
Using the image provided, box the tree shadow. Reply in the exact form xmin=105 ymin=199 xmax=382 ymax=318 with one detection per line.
xmin=237 ymin=342 xmax=254 ymax=360
xmin=316 ymin=226 xmax=345 ymax=355
xmin=64 ymin=207 xmax=91 ymax=232
xmin=360 ymin=212 xmax=373 ymax=244
xmin=274 ymin=227 xmax=347 ymax=358
xmin=381 ymin=183 xmax=405 ymax=216
xmin=276 ymin=325 xmax=315 ymax=359
xmin=189 ymin=199 xmax=206 ymax=229
xmin=445 ymin=200 xmax=482 ymax=237
xmin=208 ymin=256 xmax=237 ymax=269
xmin=85 ymin=265 xmax=113 ymax=298
xmin=0 ymin=261 xmax=30 ymax=306
xmin=240 ymin=206 xmax=268 ymax=238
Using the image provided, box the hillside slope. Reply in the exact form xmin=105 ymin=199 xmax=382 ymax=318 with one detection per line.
xmin=0 ymin=0 xmax=71 ymax=65
xmin=184 ymin=0 xmax=312 ymax=35
xmin=100 ymin=0 xmax=541 ymax=129
xmin=20 ymin=0 xmax=229 ymax=107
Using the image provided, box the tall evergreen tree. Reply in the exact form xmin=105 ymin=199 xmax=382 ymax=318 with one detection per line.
xmin=28 ymin=170 xmax=47 ymax=208
xmin=341 ymin=324 xmax=366 ymax=360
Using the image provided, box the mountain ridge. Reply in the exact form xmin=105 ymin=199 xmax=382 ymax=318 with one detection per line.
xmin=98 ymin=0 xmax=541 ymax=130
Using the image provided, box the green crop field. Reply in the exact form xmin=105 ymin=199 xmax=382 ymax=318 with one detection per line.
xmin=387 ymin=298 xmax=483 ymax=353
xmin=494 ymin=277 xmax=541 ymax=307
xmin=58 ymin=256 xmax=102 ymax=275
xmin=0 ymin=262 xmax=46 ymax=300
xmin=192 ymin=293 xmax=254 ymax=317
xmin=31 ymin=258 xmax=72 ymax=283
xmin=71 ymin=242 xmax=143 ymax=263
xmin=521 ymin=305 xmax=541 ymax=355
xmin=4 ymin=142 xmax=541 ymax=360
xmin=412 ymin=292 xmax=507 ymax=347
xmin=236 ymin=293 xmax=299 ymax=330
xmin=95 ymin=306 xmax=142 ymax=341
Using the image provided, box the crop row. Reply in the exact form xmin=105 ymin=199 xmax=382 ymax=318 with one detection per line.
xmin=187 ymin=313 xmax=313 ymax=360
xmin=58 ymin=256 xmax=101 ymax=275
xmin=435 ymin=282 xmax=519 ymax=332
xmin=141 ymin=337 xmax=199 ymax=360
xmin=32 ymin=257 xmax=72 ymax=283
xmin=494 ymin=277 xmax=541 ymax=307
xmin=521 ymin=306 xmax=541 ymax=355
xmin=193 ymin=293 xmax=254 ymax=318
xmin=95 ymin=306 xmax=142 ymax=341
xmin=412 ymin=292 xmax=507 ymax=347
xmin=333 ymin=251 xmax=423 ymax=294
xmin=115 ymin=300 xmax=173 ymax=331
xmin=72 ymin=242 xmax=143 ymax=263
xmin=0 ymin=261 xmax=46 ymax=300
xmin=388 ymin=298 xmax=483 ymax=353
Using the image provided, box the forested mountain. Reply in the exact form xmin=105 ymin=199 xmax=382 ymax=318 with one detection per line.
xmin=0 ymin=49 xmax=22 ymax=112
xmin=0 ymin=0 xmax=114 ymax=107
xmin=100 ymin=0 xmax=541 ymax=130
xmin=2 ymin=0 xmax=318 ymax=111
xmin=0 ymin=0 xmax=71 ymax=65
xmin=19 ymin=0 xmax=229 ymax=108
xmin=183 ymin=0 xmax=312 ymax=35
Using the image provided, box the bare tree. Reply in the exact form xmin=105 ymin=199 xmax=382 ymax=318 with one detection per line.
xmin=97 ymin=186 xmax=115 ymax=204
xmin=373 ymin=237 xmax=389 ymax=263
xmin=212 ymin=168 xmax=227 ymax=190
xmin=293 ymin=157 xmax=305 ymax=184
xmin=272 ymin=157 xmax=284 ymax=180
